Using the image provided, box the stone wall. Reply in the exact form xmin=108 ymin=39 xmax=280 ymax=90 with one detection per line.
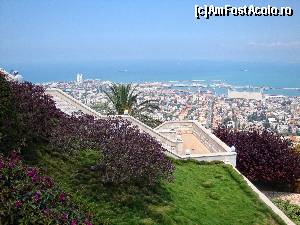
xmin=155 ymin=121 xmax=232 ymax=153
xmin=45 ymin=88 xmax=184 ymax=156
xmin=46 ymin=88 xmax=236 ymax=166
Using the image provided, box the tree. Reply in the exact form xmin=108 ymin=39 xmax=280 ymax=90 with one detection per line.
xmin=103 ymin=83 xmax=161 ymax=128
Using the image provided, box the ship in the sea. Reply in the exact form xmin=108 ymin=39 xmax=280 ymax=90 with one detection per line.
xmin=118 ymin=69 xmax=128 ymax=73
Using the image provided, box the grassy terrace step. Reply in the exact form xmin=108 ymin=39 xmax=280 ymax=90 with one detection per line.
xmin=35 ymin=149 xmax=284 ymax=225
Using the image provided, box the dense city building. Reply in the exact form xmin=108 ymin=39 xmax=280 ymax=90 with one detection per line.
xmin=42 ymin=76 xmax=300 ymax=137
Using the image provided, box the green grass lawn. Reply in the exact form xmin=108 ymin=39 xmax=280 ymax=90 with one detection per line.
xmin=35 ymin=149 xmax=284 ymax=225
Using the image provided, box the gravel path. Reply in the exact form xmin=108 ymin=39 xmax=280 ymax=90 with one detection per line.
xmin=263 ymin=191 xmax=300 ymax=206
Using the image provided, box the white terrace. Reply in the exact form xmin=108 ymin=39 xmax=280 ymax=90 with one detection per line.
xmin=45 ymin=88 xmax=237 ymax=166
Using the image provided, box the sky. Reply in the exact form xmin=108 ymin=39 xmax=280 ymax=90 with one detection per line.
xmin=0 ymin=0 xmax=300 ymax=64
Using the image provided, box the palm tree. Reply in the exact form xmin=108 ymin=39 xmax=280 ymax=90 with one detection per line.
xmin=103 ymin=83 xmax=161 ymax=127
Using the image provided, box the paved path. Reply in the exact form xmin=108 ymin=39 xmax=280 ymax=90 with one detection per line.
xmin=180 ymin=133 xmax=211 ymax=154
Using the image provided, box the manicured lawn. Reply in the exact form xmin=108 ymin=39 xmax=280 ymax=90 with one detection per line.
xmin=35 ymin=149 xmax=284 ymax=225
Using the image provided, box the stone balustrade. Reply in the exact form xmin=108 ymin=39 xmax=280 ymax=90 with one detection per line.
xmin=155 ymin=121 xmax=232 ymax=153
xmin=155 ymin=121 xmax=236 ymax=166
xmin=120 ymin=115 xmax=184 ymax=155
xmin=45 ymin=88 xmax=236 ymax=166
xmin=45 ymin=88 xmax=104 ymax=118
xmin=45 ymin=88 xmax=184 ymax=157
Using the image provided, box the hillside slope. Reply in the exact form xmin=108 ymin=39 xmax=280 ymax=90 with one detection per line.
xmin=35 ymin=149 xmax=284 ymax=225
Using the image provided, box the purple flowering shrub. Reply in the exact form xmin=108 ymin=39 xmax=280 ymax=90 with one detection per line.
xmin=0 ymin=75 xmax=174 ymax=185
xmin=48 ymin=114 xmax=100 ymax=153
xmin=51 ymin=115 xmax=175 ymax=185
xmin=94 ymin=118 xmax=174 ymax=185
xmin=214 ymin=126 xmax=300 ymax=186
xmin=0 ymin=73 xmax=64 ymax=154
xmin=10 ymin=81 xmax=63 ymax=151
xmin=0 ymin=75 xmax=20 ymax=153
xmin=0 ymin=151 xmax=93 ymax=225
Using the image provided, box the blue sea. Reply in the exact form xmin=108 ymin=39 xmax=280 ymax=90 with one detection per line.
xmin=2 ymin=60 xmax=300 ymax=96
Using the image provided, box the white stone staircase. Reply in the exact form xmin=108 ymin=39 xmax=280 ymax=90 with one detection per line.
xmin=45 ymin=88 xmax=184 ymax=158
xmin=45 ymin=88 xmax=237 ymax=165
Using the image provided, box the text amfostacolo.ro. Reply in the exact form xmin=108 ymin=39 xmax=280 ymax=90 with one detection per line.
xmin=195 ymin=4 xmax=294 ymax=19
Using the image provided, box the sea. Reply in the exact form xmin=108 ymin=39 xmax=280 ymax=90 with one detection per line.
xmin=2 ymin=60 xmax=300 ymax=96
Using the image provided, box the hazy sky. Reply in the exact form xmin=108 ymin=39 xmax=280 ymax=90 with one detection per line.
xmin=0 ymin=0 xmax=299 ymax=64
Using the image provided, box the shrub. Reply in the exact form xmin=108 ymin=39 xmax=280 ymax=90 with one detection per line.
xmin=0 ymin=76 xmax=20 ymax=153
xmin=9 ymin=81 xmax=63 ymax=152
xmin=214 ymin=126 xmax=300 ymax=186
xmin=52 ymin=115 xmax=175 ymax=185
xmin=273 ymin=200 xmax=300 ymax=225
xmin=1 ymin=77 xmax=174 ymax=186
xmin=95 ymin=118 xmax=174 ymax=185
xmin=1 ymin=78 xmax=91 ymax=155
xmin=0 ymin=75 xmax=64 ymax=155
xmin=0 ymin=151 xmax=93 ymax=225
xmin=48 ymin=113 xmax=95 ymax=153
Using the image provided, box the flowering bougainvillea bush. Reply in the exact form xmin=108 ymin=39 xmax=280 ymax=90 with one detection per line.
xmin=0 ymin=151 xmax=93 ymax=225
xmin=214 ymin=126 xmax=300 ymax=186
xmin=0 ymin=72 xmax=174 ymax=185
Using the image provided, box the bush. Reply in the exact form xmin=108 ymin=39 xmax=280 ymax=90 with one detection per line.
xmin=214 ymin=126 xmax=300 ymax=186
xmin=0 ymin=76 xmax=20 ymax=153
xmin=1 ymin=77 xmax=174 ymax=186
xmin=52 ymin=115 xmax=175 ymax=185
xmin=48 ymin=113 xmax=95 ymax=153
xmin=274 ymin=200 xmax=300 ymax=225
xmin=9 ymin=81 xmax=63 ymax=152
xmin=95 ymin=118 xmax=174 ymax=185
xmin=0 ymin=78 xmax=93 ymax=155
xmin=0 ymin=75 xmax=63 ymax=155
xmin=0 ymin=151 xmax=93 ymax=225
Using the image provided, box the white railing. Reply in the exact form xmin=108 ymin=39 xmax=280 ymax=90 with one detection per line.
xmin=45 ymin=88 xmax=104 ymax=118
xmin=120 ymin=115 xmax=184 ymax=155
xmin=45 ymin=88 xmax=183 ymax=157
xmin=45 ymin=88 xmax=236 ymax=166
xmin=192 ymin=122 xmax=232 ymax=153
xmin=155 ymin=121 xmax=236 ymax=166
xmin=156 ymin=121 xmax=232 ymax=153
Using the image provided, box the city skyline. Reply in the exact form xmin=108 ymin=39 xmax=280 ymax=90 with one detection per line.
xmin=42 ymin=76 xmax=300 ymax=137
